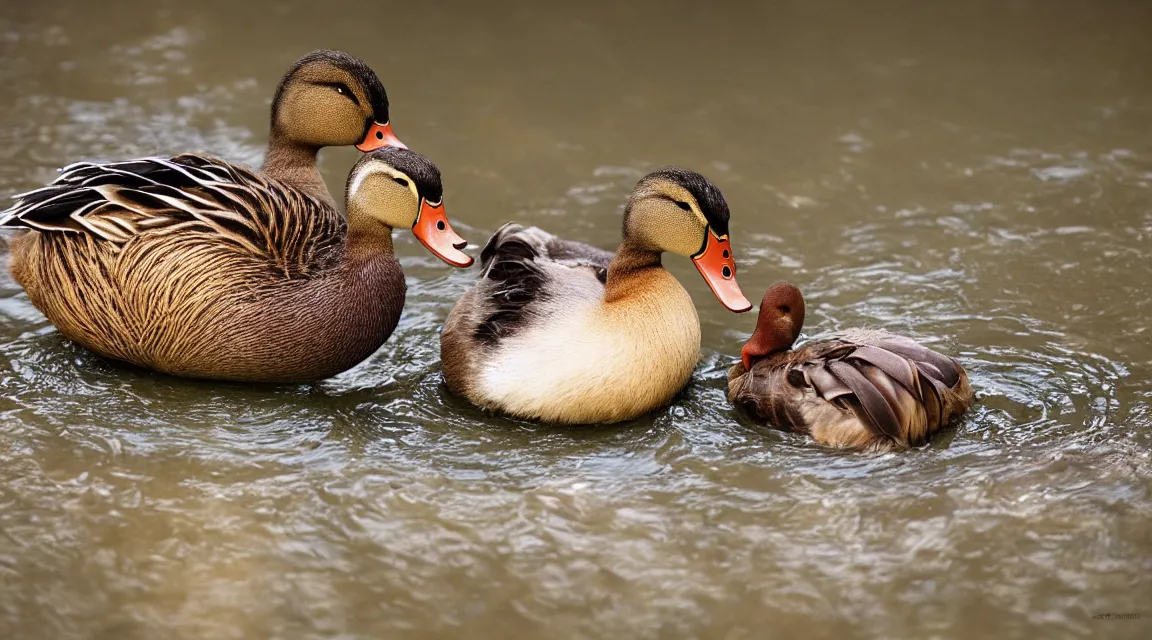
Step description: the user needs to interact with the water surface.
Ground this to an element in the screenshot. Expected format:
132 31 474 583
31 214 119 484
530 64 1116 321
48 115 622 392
1 1 1150 638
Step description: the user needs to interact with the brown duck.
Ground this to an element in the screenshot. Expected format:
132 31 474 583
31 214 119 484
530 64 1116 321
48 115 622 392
0 49 463 382
1 141 472 382
442 168 753 424
727 282 974 451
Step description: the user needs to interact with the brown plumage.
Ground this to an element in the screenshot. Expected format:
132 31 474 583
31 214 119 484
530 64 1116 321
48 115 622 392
0 50 462 382
441 168 753 424
727 283 975 451
1 148 472 382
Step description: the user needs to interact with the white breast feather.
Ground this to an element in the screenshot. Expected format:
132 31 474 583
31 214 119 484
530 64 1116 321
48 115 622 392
477 266 700 423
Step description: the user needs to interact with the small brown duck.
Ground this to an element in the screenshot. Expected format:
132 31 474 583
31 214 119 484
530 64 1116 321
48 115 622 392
441 168 753 424
727 283 974 451
1 147 471 382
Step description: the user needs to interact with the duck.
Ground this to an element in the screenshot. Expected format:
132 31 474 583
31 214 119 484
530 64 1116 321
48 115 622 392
441 167 753 424
0 49 454 382
1 147 472 382
727 282 975 451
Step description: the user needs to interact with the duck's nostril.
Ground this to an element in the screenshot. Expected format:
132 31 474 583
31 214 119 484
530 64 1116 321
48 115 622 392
437 220 446 231
722 249 729 259
722 266 732 278
376 131 383 140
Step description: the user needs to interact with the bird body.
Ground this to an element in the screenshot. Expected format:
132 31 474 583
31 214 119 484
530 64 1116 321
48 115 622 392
0 50 471 382
3 147 471 382
729 283 974 450
442 168 752 424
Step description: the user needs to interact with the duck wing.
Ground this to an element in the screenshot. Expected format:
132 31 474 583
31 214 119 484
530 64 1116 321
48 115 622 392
729 332 974 449
799 333 973 447
1 154 344 278
474 223 610 345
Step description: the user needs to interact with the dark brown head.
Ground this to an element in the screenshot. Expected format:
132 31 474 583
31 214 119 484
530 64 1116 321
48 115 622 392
622 168 752 312
741 282 806 370
271 50 404 152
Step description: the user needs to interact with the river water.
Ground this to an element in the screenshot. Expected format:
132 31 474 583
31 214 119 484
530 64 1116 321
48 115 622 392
1 1 1150 638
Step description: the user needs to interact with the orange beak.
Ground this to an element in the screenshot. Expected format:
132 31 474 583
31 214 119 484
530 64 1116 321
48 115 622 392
412 199 473 267
356 121 406 152
691 230 752 313
741 343 758 372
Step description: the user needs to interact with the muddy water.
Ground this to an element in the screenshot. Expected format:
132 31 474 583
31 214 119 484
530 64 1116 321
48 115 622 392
1 1 1151 638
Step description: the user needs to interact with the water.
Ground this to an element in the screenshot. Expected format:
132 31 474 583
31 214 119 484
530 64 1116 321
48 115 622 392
1 1 1150 638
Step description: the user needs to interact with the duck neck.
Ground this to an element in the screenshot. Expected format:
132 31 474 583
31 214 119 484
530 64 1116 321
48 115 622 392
345 209 395 263
604 239 663 303
261 130 330 204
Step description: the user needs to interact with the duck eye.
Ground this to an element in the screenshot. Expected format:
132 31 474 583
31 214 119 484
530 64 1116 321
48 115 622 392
675 201 691 211
779 305 791 313
393 177 409 187
324 82 359 105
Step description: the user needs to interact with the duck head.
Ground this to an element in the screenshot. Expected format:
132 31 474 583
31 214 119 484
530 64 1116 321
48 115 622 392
741 282 806 370
622 168 752 312
346 148 473 267
271 49 404 152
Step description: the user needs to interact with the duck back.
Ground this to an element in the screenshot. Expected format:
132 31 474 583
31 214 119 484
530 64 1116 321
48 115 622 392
728 329 974 450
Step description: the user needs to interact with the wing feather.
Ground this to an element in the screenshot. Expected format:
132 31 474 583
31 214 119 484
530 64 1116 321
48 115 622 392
826 360 902 440
1 154 344 277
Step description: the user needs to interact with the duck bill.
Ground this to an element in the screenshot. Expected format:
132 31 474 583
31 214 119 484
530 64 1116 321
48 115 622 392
356 121 406 152
412 199 473 268
740 342 763 372
691 230 752 313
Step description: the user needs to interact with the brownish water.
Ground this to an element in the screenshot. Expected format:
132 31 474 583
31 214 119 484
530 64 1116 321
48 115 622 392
1 1 1150 638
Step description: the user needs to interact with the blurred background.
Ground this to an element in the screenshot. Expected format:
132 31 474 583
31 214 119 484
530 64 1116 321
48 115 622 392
1 1 1150 638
